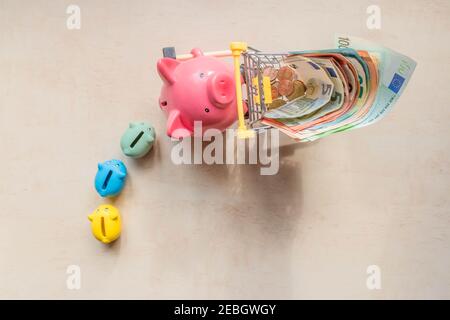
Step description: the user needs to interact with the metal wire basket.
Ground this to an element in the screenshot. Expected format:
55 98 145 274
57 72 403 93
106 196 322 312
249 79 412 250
162 43 293 136
242 49 290 129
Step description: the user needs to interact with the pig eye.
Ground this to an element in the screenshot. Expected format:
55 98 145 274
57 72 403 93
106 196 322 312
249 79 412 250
160 101 167 107
204 107 210 113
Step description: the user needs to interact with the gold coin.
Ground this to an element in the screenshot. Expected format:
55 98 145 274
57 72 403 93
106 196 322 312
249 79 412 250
267 99 286 110
286 80 306 101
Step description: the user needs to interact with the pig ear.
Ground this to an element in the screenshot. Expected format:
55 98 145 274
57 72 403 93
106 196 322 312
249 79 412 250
191 48 204 57
167 110 192 139
207 73 235 108
110 211 119 220
145 133 155 144
157 58 180 85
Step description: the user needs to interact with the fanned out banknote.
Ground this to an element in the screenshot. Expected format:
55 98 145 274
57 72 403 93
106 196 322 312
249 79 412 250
261 35 416 141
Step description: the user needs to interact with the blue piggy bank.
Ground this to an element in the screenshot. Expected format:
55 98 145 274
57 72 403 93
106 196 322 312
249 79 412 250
95 159 127 197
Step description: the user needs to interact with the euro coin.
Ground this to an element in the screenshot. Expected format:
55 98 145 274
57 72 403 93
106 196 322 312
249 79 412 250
278 79 294 96
277 66 295 81
286 80 306 101
267 99 286 110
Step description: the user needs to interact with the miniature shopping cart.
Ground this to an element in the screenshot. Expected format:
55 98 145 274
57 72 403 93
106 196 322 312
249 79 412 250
162 42 291 138
242 49 291 127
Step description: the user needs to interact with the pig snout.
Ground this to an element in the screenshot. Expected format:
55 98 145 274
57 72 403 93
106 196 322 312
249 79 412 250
207 73 235 108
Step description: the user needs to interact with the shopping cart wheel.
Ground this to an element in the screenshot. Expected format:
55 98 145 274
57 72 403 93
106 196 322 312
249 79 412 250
162 47 176 59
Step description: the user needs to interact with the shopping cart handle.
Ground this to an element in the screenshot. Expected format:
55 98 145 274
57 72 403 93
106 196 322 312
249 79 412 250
162 46 234 61
162 47 177 59
229 42 255 139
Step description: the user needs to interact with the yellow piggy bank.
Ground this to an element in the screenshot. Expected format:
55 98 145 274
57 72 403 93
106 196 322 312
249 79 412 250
88 204 121 244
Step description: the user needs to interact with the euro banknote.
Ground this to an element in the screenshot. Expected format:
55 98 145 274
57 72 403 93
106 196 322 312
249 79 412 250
260 36 416 142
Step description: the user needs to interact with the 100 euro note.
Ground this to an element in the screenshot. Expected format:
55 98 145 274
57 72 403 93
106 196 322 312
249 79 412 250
290 37 416 141
303 35 417 141
334 35 416 128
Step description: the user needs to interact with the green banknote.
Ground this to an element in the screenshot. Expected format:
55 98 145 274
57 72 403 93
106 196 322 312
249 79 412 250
334 35 416 128
302 35 417 141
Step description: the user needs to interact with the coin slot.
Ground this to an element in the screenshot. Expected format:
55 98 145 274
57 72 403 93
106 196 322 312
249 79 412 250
130 131 144 148
101 217 106 238
102 170 113 190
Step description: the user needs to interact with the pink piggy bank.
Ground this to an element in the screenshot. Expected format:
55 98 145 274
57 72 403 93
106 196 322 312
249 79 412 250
157 48 239 139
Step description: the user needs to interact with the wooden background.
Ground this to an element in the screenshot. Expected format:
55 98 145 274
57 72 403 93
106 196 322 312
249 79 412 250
0 0 449 299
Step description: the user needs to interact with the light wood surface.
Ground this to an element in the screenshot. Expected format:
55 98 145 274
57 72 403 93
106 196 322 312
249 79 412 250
0 0 449 299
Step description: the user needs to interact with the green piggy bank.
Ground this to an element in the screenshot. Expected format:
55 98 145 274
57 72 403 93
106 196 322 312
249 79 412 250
120 122 156 158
